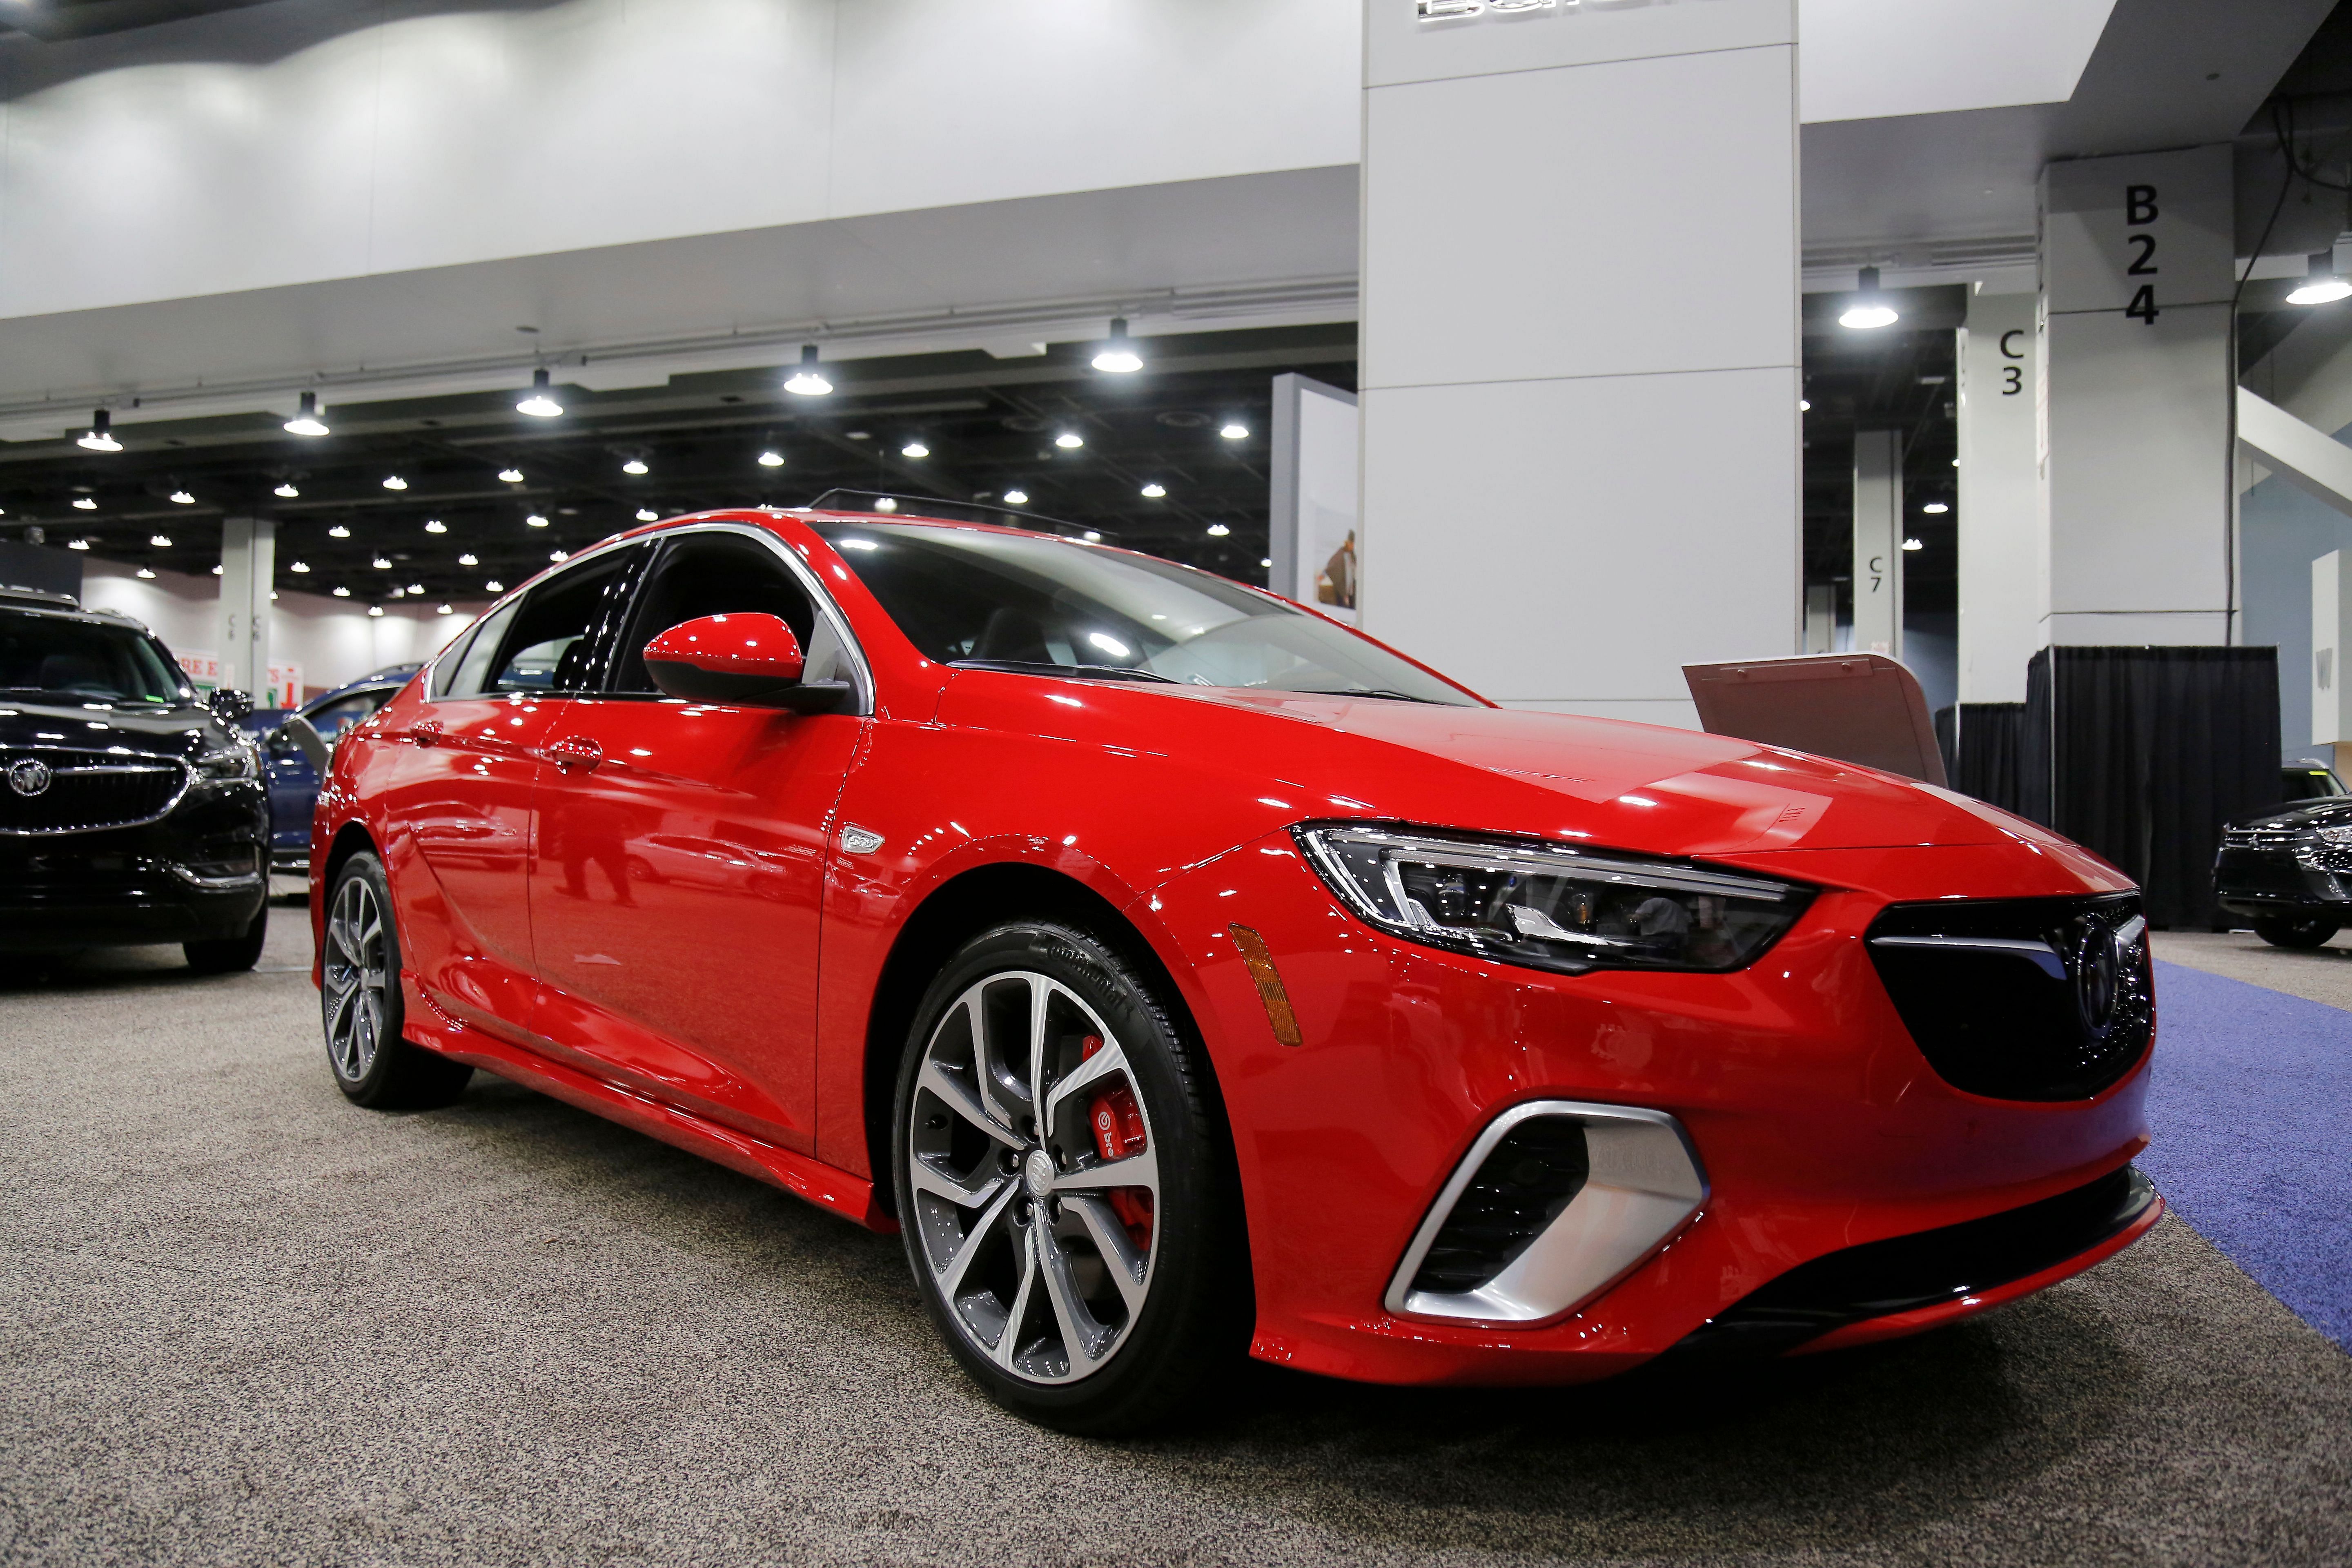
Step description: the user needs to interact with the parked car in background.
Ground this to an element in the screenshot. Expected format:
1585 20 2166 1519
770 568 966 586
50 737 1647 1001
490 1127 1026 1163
241 666 419 873
2278 762 2348 802
0 586 270 971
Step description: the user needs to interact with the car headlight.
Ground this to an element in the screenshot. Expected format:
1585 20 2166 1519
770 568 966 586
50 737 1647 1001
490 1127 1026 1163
2315 825 2352 847
195 743 258 782
1292 823 1813 976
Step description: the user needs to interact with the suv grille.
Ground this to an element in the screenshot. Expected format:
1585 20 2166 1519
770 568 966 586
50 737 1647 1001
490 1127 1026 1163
2221 824 2302 850
1408 1115 1590 1295
0 749 187 834
1865 893 2152 1101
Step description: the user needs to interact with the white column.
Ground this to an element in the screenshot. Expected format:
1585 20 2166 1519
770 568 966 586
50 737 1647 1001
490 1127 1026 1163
2038 145 2235 646
1851 430 1903 658
2314 552 2352 776
1957 291 2040 700
1357 0 1800 728
218 517 274 697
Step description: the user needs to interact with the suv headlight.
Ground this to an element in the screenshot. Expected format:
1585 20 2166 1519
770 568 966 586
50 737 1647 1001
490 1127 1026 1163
2314 825 2352 847
195 743 258 782
1292 823 1813 976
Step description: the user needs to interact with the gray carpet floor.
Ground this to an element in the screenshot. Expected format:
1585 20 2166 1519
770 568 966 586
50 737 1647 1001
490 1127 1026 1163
4 898 2348 1567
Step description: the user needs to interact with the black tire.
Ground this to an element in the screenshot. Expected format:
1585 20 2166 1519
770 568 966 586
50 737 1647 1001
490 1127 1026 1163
2252 915 2338 950
321 851 472 1110
891 919 1247 1435
184 899 267 973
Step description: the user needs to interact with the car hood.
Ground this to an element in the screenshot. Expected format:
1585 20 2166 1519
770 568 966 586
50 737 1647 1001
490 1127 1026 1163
2226 797 2348 831
0 697 231 763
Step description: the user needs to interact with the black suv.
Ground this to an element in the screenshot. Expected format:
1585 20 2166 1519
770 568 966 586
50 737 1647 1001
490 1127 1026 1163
0 587 270 971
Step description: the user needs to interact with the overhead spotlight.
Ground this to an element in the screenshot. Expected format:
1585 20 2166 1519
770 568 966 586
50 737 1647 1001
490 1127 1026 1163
328 523 351 538
458 552 479 566
424 519 447 533
1902 537 1924 552
549 549 569 561
405 582 423 594
901 440 930 459
484 579 505 592
1092 318 1144 374
135 567 155 580
332 586 350 597
210 564 223 575
1003 489 1030 505
875 497 899 512
1082 530 1102 542
390 587 405 599
2287 247 2352 306
1206 523 1231 537
784 344 833 397
621 457 649 475
1799 399 1812 412
1951 457 1960 468
290 560 312 574
274 481 301 498
437 603 454 615
66 539 89 552
284 391 330 437
846 430 872 441
1922 501 1950 515
516 368 564 418
635 508 659 522
367 604 384 617
526 513 549 528
71 497 97 510
149 534 172 547
1219 423 1249 441
77 410 122 452
382 474 408 491
169 490 195 505
757 450 786 468
372 555 392 569
1260 557 1273 569
1140 482 1167 499
498 468 525 484
1840 266 1899 330
1054 432 1084 450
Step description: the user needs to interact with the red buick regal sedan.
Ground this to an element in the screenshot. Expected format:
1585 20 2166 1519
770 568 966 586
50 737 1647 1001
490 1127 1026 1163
309 502 2161 1432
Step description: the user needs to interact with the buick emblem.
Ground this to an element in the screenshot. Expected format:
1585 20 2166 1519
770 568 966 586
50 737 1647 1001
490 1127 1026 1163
6 757 52 798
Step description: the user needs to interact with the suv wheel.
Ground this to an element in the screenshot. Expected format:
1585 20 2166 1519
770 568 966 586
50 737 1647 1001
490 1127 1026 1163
892 920 1245 1434
322 851 472 1109
2252 914 2338 950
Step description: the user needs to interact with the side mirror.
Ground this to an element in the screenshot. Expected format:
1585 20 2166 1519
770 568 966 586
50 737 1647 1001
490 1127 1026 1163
642 614 852 712
208 687 253 722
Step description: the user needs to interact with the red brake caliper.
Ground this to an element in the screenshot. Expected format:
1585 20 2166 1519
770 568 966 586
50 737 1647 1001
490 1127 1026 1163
1079 1033 1154 1250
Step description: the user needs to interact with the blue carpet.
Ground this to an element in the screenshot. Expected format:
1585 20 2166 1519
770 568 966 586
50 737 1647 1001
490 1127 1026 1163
2141 961 2352 1350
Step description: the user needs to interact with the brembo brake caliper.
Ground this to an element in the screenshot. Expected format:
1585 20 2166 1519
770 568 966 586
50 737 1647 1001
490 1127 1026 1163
1079 1033 1154 1249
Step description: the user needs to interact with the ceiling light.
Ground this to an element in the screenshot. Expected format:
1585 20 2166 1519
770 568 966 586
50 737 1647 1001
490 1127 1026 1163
77 410 122 453
135 567 155 579
149 534 172 547
901 440 929 459
458 552 478 566
498 468 525 484
1140 482 1166 499
550 549 569 561
382 475 408 491
516 368 564 418
332 586 350 597
875 497 898 512
621 457 649 475
1951 457 1960 468
283 392 330 437
1207 523 1231 537
2287 247 2352 306
526 513 549 527
1092 318 1144 374
372 555 392 569
485 579 504 592
1840 266 1899 330
635 508 659 522
1003 489 1029 505
1922 501 1950 515
846 430 872 441
1902 537 1923 551
169 490 195 505
407 582 425 594
1082 530 1102 542
329 523 350 537
757 450 785 468
1798 399 1811 412
390 587 404 598
270 590 279 601
71 497 97 510
368 604 383 617
290 560 310 573
424 519 446 533
1220 423 1249 440
1054 432 1084 450
275 481 300 498
210 564 223 575
1260 557 1273 568
437 603 454 615
784 344 833 397
66 539 89 551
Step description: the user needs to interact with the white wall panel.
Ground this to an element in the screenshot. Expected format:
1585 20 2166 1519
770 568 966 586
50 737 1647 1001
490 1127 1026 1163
1797 0 2115 124
1365 0 1792 87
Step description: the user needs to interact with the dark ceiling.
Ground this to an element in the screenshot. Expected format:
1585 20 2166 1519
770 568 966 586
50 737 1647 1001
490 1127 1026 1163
0 322 1356 605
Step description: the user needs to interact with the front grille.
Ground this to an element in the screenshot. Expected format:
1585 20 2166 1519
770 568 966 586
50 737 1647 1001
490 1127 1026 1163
1409 1115 1590 1295
2221 824 2302 850
2215 850 2319 897
0 749 187 834
1865 893 2152 1101
1673 1165 2156 1356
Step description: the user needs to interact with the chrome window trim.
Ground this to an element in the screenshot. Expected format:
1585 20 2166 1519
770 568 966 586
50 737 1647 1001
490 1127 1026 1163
0 744 193 835
1384 1099 1709 1327
1867 933 2069 980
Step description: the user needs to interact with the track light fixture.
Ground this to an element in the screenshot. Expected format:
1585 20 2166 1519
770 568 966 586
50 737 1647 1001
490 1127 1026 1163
1840 266 1899 330
784 344 833 397
1092 318 1144 374
284 391 330 437
77 410 122 453
516 368 564 418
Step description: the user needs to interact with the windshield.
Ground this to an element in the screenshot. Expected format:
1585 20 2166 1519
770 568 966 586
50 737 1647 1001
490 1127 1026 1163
810 521 1480 706
0 610 189 705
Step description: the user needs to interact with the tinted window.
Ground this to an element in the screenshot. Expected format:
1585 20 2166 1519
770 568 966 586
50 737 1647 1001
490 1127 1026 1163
0 609 189 704
440 600 519 699
483 548 646 694
811 521 1477 705
611 532 831 695
304 691 388 739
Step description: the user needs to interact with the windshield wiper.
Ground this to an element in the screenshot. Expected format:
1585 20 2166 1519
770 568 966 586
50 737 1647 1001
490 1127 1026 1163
1289 686 1451 704
950 659 1178 684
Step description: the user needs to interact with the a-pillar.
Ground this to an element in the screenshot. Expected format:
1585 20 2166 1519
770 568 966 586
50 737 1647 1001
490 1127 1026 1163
2038 146 2235 646
1357 0 1800 726
218 517 274 698
1956 290 2040 699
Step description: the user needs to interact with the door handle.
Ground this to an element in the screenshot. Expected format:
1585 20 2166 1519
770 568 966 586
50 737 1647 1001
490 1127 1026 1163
408 719 444 747
546 735 602 772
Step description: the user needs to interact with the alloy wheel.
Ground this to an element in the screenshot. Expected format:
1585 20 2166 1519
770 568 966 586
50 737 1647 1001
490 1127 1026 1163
323 875 390 1082
906 970 1161 1385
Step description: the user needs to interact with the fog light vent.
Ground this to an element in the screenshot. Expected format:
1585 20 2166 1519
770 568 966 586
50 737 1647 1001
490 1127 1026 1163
1410 1117 1589 1295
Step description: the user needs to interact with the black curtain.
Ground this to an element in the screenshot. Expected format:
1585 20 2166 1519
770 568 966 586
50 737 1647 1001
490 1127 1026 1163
2019 647 2280 930
1937 702 2027 814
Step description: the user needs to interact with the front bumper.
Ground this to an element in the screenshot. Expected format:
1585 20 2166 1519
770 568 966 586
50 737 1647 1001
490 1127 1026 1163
2214 844 2352 918
1147 835 2154 1386
0 786 268 951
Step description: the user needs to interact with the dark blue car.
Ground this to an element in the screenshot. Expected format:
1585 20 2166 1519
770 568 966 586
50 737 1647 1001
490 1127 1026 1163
238 665 419 873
